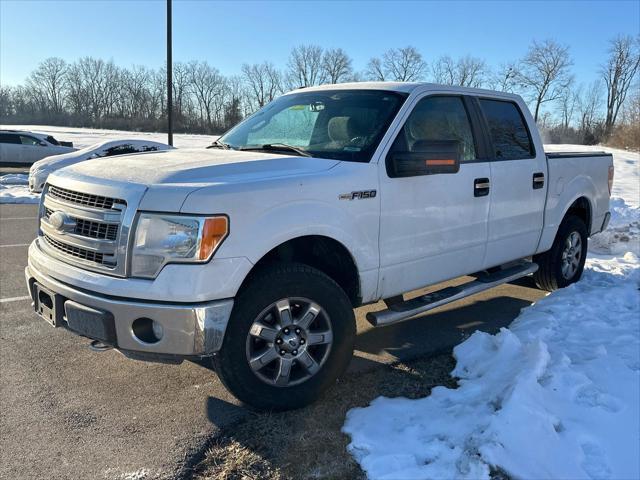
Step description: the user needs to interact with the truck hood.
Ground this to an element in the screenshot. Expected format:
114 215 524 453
54 148 340 185
48 148 341 211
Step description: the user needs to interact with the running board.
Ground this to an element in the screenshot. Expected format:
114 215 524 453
367 262 538 327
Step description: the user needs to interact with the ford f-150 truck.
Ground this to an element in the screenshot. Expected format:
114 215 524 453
26 83 614 410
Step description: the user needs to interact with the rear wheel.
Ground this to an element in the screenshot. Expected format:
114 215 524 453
213 263 355 411
533 214 588 291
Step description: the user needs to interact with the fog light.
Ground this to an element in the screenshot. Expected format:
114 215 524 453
131 317 163 344
152 320 164 340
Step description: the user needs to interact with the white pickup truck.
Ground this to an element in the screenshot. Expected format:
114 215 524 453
26 83 614 410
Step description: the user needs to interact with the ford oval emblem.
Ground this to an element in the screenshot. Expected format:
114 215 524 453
49 211 74 232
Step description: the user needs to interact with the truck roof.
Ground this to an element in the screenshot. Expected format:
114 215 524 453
288 81 522 101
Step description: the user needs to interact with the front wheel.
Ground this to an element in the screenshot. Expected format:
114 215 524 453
533 214 588 291
212 263 355 411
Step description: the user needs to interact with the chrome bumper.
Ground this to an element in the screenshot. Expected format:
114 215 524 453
25 263 234 360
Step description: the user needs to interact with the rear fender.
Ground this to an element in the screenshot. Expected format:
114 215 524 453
537 174 596 253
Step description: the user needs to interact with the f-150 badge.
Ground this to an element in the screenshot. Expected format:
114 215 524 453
339 190 377 200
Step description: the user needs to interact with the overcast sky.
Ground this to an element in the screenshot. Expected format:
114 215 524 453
1 0 638 86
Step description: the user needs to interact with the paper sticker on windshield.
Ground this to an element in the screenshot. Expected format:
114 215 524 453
289 105 306 110
344 146 361 152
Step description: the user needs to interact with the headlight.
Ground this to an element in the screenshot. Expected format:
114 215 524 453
131 213 229 278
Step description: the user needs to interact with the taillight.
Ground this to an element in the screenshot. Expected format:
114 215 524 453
608 165 614 195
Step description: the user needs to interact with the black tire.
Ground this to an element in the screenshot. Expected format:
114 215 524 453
533 214 588 291
212 262 356 411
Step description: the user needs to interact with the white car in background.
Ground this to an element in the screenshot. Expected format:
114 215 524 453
0 130 76 166
29 139 174 192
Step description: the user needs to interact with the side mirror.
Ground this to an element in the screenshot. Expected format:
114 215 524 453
387 140 461 178
39 141 48 146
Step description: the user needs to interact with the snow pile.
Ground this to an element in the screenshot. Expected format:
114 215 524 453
344 252 639 479
590 197 640 255
0 173 40 204
343 147 640 479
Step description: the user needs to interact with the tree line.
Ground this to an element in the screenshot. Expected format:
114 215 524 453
0 35 638 146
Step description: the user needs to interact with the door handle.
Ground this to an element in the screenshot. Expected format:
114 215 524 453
474 178 490 197
533 172 545 189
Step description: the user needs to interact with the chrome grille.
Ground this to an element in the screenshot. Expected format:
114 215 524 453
43 233 106 265
44 207 119 241
48 185 124 210
75 218 119 241
39 183 133 276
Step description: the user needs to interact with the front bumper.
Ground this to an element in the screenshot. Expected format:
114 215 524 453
25 262 234 361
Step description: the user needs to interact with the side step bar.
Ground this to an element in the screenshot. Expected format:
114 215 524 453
367 262 538 327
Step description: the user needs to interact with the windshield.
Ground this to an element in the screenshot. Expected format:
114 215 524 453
219 89 407 162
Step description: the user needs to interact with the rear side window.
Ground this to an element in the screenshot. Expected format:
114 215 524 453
0 133 21 144
20 135 41 146
479 99 534 160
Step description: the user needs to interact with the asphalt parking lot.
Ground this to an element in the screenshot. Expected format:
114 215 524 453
0 202 546 479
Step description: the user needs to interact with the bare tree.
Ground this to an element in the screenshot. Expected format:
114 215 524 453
431 55 456 85
456 56 487 88
490 62 519 92
65 57 120 122
365 57 386 81
287 45 324 88
189 61 225 131
517 39 573 122
242 62 282 109
321 48 353 84
557 81 579 131
602 34 640 135
382 46 426 81
0 85 13 117
431 55 487 87
578 80 603 132
118 65 153 119
26 57 68 114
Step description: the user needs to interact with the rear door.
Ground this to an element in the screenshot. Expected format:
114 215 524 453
377 94 492 297
476 97 547 267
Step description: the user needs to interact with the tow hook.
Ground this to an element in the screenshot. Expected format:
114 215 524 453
89 340 113 352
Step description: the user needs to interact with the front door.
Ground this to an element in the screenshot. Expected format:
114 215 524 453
377 94 491 298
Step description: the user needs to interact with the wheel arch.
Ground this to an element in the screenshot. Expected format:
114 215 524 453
239 235 362 307
537 174 598 254
564 196 593 233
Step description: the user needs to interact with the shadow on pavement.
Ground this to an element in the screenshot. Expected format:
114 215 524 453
350 295 533 373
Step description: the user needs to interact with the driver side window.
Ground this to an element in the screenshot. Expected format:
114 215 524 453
389 96 477 162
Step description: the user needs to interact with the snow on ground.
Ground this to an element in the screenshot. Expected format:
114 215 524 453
0 125 216 204
3 125 215 149
343 148 640 479
0 173 38 204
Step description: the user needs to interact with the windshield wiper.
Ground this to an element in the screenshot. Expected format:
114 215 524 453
239 143 311 157
207 139 231 150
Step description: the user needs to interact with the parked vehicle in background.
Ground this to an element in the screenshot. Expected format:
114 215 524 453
29 139 174 193
0 130 76 166
25 82 614 411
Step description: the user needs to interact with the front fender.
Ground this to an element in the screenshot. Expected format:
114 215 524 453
180 161 381 302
